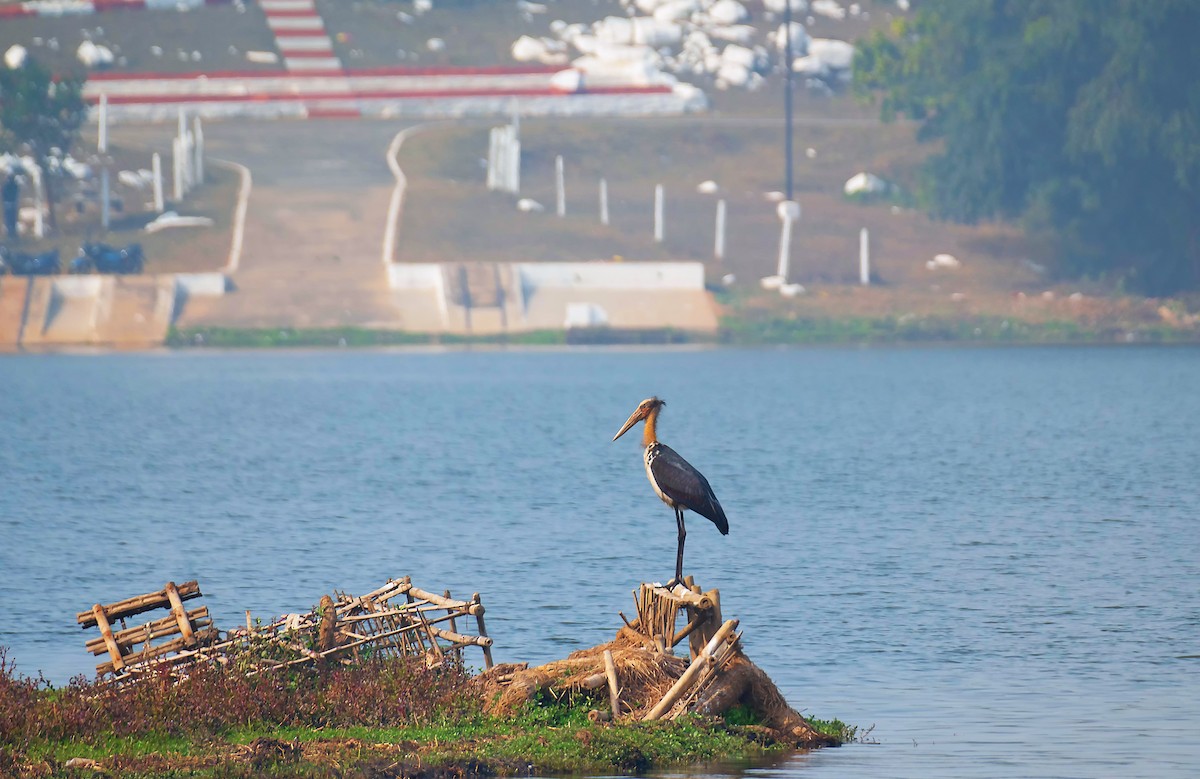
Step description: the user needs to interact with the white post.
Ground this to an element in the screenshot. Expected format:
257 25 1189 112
177 108 187 143
172 137 184 201
508 132 520 194
31 166 44 239
486 127 499 190
100 167 110 230
97 93 108 153
555 154 565 217
151 152 164 213
859 227 870 285
193 116 204 186
98 93 110 230
599 178 609 226
654 183 664 243
776 200 800 280
715 198 726 261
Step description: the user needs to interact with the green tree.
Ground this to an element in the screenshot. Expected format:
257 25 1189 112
855 0 1200 295
0 57 87 234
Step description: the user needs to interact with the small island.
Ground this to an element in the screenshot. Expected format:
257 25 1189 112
1 577 851 778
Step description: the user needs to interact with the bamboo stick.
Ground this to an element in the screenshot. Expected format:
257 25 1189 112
472 593 494 669
604 649 621 720
427 625 493 648
667 630 741 719
446 590 463 664
96 627 220 675
670 609 710 651
643 619 738 721
78 581 202 627
361 576 412 601
85 607 211 654
408 584 482 615
91 604 125 672
164 582 195 644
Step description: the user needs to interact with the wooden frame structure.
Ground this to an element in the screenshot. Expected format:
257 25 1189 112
79 576 493 683
622 578 743 722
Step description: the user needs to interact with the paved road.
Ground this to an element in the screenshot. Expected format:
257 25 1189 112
145 119 410 328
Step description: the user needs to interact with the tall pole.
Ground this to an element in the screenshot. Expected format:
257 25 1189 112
599 178 609 226
714 198 726 261
654 184 664 243
151 152 164 213
98 93 110 230
97 93 108 154
860 227 870 285
555 154 565 217
783 0 794 201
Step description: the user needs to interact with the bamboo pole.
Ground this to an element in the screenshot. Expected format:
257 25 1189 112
164 582 195 644
603 649 621 720
77 581 201 626
670 609 710 651
85 607 211 654
446 589 463 663
667 630 741 719
407 584 478 614
96 627 220 675
643 619 738 721
472 593 494 669
91 604 125 672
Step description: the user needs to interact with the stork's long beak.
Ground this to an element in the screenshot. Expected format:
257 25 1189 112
612 409 643 441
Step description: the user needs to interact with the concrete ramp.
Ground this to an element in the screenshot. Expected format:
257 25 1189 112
7 274 220 349
0 277 30 349
389 261 718 336
95 277 176 346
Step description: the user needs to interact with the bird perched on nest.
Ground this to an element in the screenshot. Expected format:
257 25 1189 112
612 397 728 588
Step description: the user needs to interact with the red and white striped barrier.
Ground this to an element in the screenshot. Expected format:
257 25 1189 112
0 0 229 18
81 66 699 121
257 0 353 116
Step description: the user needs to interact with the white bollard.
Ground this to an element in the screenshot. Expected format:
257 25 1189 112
486 127 500 190
599 178 609 226
173 137 184 201
507 131 520 194
152 152 164 213
193 116 204 186
100 167 110 230
776 200 801 280
654 184 664 243
30 166 44 239
860 227 870 285
715 198 726 261
97 93 108 153
555 154 565 217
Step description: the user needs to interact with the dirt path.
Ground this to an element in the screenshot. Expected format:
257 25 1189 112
171 119 408 328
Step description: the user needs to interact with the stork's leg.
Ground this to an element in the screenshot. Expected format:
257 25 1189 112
668 507 686 589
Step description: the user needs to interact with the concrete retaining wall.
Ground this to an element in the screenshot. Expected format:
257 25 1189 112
1 272 226 349
388 261 717 335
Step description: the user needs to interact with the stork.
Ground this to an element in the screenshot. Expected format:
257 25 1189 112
612 397 729 588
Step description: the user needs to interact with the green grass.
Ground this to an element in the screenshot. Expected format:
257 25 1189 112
719 312 1200 346
2 648 848 778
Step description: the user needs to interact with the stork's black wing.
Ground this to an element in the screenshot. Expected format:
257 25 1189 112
648 443 729 534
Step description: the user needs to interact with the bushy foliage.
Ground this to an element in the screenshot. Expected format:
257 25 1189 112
0 646 478 760
855 0 1200 294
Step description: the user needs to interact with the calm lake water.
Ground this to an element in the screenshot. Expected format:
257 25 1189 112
1 346 1198 778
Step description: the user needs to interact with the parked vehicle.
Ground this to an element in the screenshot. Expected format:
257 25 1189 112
0 246 60 275
70 242 144 274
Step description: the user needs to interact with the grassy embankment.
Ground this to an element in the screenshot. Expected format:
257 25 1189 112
0 649 852 778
